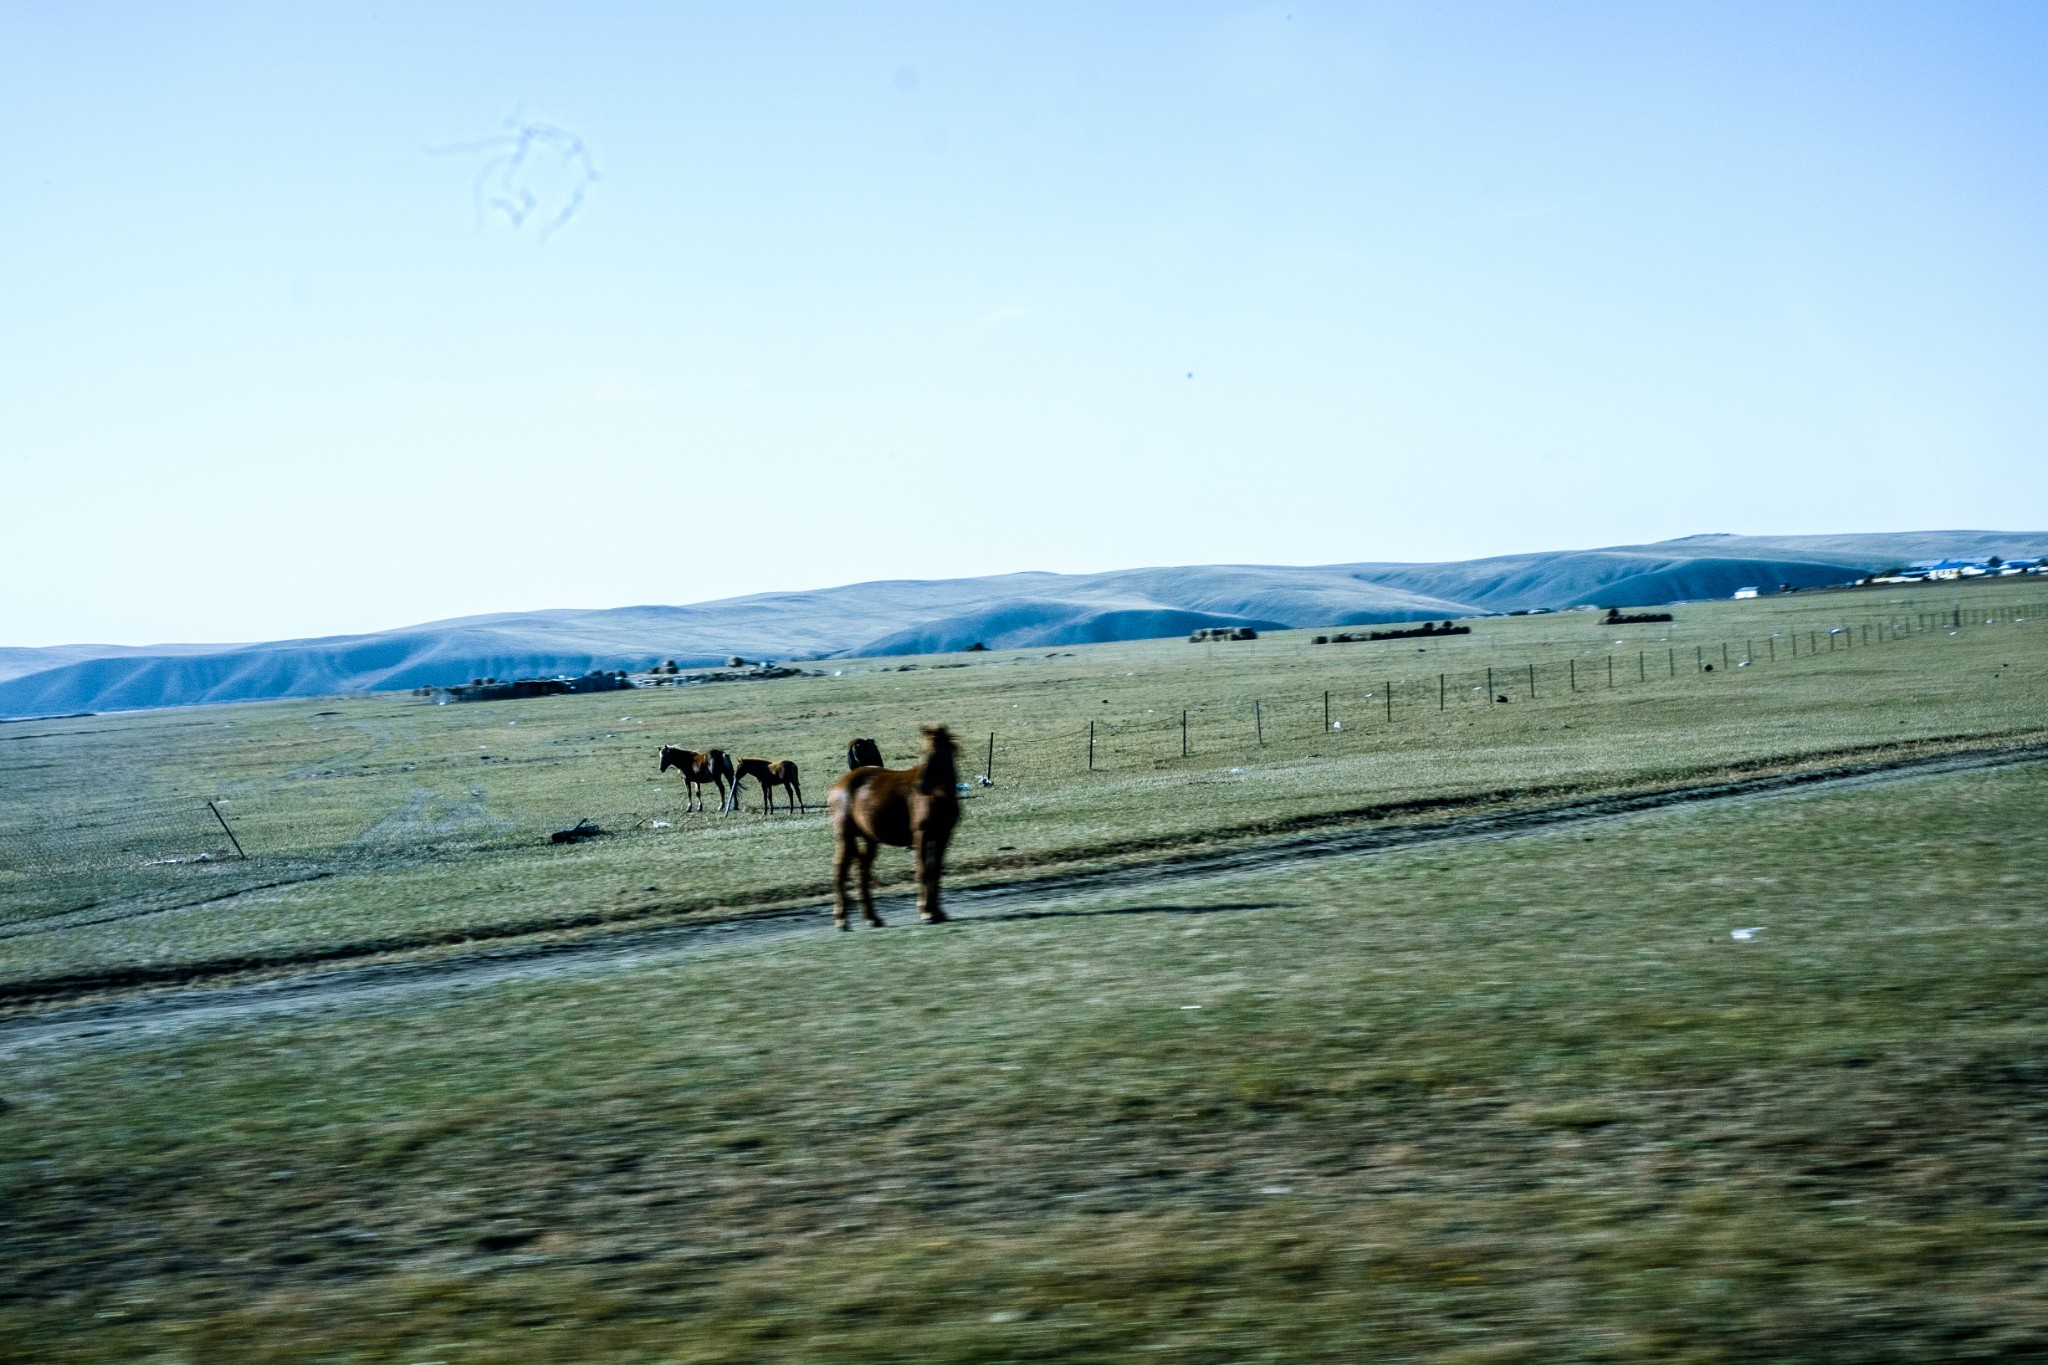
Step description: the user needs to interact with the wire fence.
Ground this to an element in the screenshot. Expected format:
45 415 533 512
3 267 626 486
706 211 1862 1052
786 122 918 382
1042 596 2046 775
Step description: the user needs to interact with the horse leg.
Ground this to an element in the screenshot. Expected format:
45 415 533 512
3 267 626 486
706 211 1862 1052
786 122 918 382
685 777 700 813
913 827 949 924
857 838 882 927
791 776 805 813
832 825 855 931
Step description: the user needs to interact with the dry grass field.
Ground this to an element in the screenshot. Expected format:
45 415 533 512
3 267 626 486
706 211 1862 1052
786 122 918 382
1 581 2041 994
3 578 2047 1361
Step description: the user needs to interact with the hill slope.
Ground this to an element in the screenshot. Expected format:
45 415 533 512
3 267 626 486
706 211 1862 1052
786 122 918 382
2 530 2041 718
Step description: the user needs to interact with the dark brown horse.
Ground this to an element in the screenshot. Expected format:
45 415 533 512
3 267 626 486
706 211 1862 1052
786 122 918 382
846 737 883 770
658 745 735 813
827 725 959 929
733 756 805 813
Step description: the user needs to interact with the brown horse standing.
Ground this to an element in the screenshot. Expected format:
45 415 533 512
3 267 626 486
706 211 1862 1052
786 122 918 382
733 757 805 813
827 725 959 929
658 745 735 813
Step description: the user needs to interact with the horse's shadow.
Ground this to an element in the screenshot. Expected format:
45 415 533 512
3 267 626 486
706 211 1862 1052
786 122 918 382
960 899 1290 926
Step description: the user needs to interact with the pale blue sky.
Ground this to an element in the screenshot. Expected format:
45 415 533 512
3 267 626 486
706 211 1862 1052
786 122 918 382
5 1 2044 645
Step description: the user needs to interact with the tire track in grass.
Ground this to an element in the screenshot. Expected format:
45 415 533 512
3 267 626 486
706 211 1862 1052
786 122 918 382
2 740 2045 1057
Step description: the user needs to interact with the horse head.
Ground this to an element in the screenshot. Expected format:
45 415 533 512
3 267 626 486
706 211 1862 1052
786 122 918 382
847 737 883 770
918 725 958 793
658 745 681 773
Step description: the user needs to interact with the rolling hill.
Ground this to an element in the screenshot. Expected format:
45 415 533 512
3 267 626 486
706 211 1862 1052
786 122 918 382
2 530 2041 719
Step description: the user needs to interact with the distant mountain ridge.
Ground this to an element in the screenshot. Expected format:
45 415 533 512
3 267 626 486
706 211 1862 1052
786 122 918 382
3 530 2042 719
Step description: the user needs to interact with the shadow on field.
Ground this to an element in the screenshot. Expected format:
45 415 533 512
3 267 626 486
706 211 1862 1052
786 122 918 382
970 899 1293 925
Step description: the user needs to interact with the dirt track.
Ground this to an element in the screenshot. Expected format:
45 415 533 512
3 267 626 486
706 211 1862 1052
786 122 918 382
4 741 2043 1058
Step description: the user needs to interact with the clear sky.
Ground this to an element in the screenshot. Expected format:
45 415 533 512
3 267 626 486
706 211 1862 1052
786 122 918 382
5 1 2045 646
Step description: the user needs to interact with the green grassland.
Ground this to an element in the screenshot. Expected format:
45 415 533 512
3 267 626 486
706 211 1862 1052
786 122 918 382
2 581 2044 993
5 749 2047 1361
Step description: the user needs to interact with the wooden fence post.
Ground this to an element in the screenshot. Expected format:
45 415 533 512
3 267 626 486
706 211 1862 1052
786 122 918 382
207 801 246 860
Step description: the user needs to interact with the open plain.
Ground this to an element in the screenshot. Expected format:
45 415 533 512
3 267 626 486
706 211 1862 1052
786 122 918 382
4 580 2047 1361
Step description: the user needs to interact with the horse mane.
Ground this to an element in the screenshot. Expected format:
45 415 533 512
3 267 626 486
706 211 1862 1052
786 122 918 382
917 725 958 794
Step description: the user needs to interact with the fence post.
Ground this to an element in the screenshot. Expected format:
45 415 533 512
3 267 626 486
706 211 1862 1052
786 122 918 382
208 801 246 859
1487 666 1493 698
1323 691 1330 733
1608 654 1614 688
1088 720 1095 771
1528 663 1537 698
1669 648 1675 677
1722 643 1729 670
986 731 996 785
1385 681 1392 723
1255 699 1263 746
1182 709 1189 757
1696 644 1703 672
1639 651 1645 682
1569 659 1575 692
1440 673 1446 710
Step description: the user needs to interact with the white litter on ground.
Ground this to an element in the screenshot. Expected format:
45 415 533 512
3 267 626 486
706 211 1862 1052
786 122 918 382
650 820 672 829
1731 927 1763 941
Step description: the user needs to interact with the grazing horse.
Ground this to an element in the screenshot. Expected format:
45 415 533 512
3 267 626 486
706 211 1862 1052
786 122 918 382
827 725 959 929
733 757 805 814
658 745 735 813
846 737 883 770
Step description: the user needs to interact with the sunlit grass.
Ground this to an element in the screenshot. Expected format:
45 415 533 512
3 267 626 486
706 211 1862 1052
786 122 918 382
5 759 2046 1360
2 580 2043 989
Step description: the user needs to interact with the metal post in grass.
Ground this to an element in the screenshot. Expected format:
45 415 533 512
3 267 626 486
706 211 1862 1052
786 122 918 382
1255 699 1263 746
1669 648 1675 677
1487 665 1494 698
1639 651 1645 681
1182 710 1189 757
1385 681 1392 722
1722 643 1729 670
1528 663 1537 698
1608 654 1614 688
1696 644 1703 672
1323 691 1330 732
986 731 996 785
1440 673 1446 710
1088 720 1095 771
1569 659 1576 692
1746 639 1753 665
207 801 246 859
